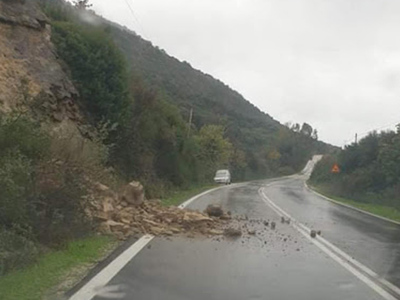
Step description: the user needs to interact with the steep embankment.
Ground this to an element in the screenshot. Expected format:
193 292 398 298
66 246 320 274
0 0 82 123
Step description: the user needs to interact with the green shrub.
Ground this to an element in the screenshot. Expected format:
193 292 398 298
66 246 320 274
0 228 39 275
0 152 33 229
51 21 130 126
0 114 50 161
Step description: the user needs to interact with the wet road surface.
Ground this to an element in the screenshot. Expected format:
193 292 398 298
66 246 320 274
88 173 400 300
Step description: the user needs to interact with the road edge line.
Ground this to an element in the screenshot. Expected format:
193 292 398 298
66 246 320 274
305 183 400 226
258 188 398 300
68 183 239 299
178 182 246 209
68 235 154 300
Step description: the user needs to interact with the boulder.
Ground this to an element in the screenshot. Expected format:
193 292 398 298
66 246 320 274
119 181 145 206
205 204 224 217
310 230 317 238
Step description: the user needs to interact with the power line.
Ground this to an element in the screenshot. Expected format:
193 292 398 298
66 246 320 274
343 119 400 146
122 0 149 39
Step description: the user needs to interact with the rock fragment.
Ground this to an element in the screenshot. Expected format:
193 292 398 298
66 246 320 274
205 204 224 217
224 228 242 237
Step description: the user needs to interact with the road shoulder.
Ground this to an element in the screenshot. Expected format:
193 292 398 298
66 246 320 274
305 183 400 225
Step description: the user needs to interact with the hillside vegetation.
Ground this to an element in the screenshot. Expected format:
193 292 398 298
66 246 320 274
108 20 333 180
42 0 333 185
310 127 400 210
0 0 333 277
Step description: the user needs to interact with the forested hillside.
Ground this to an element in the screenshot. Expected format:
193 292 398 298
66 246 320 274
39 0 333 189
0 0 336 278
310 127 400 210
108 22 334 180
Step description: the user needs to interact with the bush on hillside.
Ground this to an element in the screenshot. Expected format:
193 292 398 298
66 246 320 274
0 227 39 275
309 130 400 210
51 21 130 126
0 113 114 272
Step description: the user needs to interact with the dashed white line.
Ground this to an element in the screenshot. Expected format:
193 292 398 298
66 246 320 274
259 187 398 300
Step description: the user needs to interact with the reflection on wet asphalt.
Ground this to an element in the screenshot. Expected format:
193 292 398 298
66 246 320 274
92 176 399 300
264 176 400 287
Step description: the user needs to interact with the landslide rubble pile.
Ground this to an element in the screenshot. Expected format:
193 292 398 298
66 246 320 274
84 181 230 240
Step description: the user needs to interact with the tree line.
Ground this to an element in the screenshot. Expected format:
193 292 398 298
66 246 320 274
310 127 400 209
40 0 333 195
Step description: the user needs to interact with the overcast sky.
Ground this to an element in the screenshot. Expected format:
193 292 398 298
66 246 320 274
82 0 400 146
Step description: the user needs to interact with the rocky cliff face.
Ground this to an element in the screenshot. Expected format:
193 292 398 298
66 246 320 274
0 0 81 122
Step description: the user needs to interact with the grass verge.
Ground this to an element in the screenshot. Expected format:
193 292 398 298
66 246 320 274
0 235 117 300
162 184 218 206
311 185 400 223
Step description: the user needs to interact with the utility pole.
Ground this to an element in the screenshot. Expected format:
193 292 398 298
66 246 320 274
187 108 193 138
355 133 358 144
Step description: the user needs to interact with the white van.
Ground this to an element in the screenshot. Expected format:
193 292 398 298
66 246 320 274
214 169 231 185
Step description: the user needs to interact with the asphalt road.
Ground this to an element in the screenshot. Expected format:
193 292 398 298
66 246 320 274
83 164 400 300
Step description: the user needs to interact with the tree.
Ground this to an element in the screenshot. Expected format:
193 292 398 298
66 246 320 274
300 123 313 137
312 129 318 140
74 0 92 9
291 123 300 132
51 22 130 125
195 125 233 176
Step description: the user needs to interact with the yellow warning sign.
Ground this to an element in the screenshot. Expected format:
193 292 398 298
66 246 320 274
331 164 340 173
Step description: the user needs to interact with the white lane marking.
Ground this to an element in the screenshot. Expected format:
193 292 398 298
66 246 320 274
267 179 400 296
303 183 400 295
259 188 398 300
69 235 154 300
296 221 400 296
69 183 234 300
304 182 400 226
179 182 246 209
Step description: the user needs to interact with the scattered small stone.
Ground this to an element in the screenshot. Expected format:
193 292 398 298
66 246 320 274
248 229 256 235
147 244 152 249
296 248 300 251
281 216 285 223
271 222 276 229
310 230 317 238
317 230 322 236
263 220 269 226
285 219 291 224
283 238 287 242
227 211 232 216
